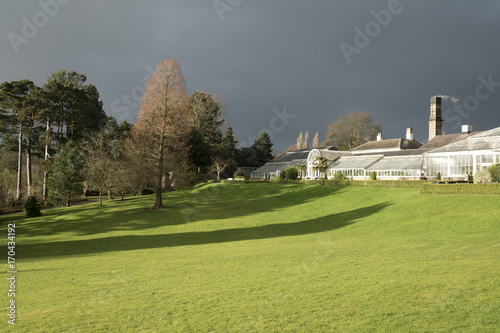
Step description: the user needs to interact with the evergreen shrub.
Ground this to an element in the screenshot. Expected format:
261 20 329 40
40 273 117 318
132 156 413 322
333 171 346 180
24 196 42 217
488 164 500 183
285 167 299 180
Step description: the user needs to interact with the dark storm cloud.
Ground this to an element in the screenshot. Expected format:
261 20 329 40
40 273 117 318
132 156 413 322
1 0 499 151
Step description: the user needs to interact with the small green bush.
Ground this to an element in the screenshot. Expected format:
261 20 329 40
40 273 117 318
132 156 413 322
233 169 248 179
436 172 441 181
141 188 155 195
24 196 42 217
333 171 346 180
272 175 285 183
284 167 298 180
370 172 377 181
488 164 500 183
474 169 492 184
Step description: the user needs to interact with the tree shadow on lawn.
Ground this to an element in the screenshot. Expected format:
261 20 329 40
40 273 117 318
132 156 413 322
20 202 391 260
9 183 344 238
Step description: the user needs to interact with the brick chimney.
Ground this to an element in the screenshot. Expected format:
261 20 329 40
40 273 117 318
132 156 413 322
428 96 443 141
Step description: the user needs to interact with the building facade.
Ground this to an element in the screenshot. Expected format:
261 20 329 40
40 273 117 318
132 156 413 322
251 96 499 181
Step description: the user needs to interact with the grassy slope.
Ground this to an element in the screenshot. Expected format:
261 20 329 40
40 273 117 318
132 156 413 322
2 183 499 332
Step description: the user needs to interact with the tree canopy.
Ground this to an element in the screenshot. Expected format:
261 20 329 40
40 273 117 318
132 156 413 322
324 112 381 151
188 91 224 173
251 131 274 166
44 70 107 145
48 141 85 206
132 58 191 209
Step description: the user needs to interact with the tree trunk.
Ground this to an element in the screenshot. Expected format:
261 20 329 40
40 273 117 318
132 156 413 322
107 189 112 200
26 128 32 197
152 140 165 209
99 189 102 207
16 129 23 201
43 117 50 201
153 190 164 209
67 192 71 207
121 192 125 201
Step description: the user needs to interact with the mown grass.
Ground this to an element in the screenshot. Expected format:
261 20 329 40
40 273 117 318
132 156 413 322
1 183 499 332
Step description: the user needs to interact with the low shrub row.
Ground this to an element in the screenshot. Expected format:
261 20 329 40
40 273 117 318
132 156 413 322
221 179 268 184
420 183 500 195
299 179 424 188
222 179 424 188
199 178 500 194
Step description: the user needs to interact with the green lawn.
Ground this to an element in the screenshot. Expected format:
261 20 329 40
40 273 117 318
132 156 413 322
2 183 499 332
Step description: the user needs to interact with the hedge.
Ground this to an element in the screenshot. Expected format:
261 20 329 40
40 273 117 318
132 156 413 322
221 179 268 184
299 179 424 188
216 179 500 194
223 179 425 188
420 183 500 195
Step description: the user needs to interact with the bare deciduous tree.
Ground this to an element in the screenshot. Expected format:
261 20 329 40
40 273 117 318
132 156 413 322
132 59 191 209
324 112 381 151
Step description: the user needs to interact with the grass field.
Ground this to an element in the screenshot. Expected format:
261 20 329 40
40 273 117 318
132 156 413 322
2 183 499 332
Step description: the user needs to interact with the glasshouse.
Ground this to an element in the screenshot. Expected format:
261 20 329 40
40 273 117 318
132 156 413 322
424 127 500 179
367 155 423 179
250 150 309 179
250 97 500 181
327 155 382 179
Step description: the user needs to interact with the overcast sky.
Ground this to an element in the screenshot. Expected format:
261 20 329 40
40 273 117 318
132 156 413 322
1 1 500 151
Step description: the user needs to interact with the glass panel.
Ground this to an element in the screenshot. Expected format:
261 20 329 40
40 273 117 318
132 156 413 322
481 154 494 163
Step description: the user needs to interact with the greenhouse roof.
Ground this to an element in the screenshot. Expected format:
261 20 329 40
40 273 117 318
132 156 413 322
319 150 351 160
351 138 422 152
468 126 500 138
426 129 500 154
272 150 310 163
252 159 305 174
329 155 382 169
252 162 290 174
420 132 479 149
360 149 427 157
367 156 423 171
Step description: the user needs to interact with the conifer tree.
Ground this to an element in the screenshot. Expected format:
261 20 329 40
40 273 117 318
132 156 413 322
312 131 320 148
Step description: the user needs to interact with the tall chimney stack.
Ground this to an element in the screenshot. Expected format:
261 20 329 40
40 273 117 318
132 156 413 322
377 132 383 141
428 96 443 141
406 127 414 141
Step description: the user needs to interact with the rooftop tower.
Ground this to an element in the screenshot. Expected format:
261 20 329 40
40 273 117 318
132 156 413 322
428 96 443 141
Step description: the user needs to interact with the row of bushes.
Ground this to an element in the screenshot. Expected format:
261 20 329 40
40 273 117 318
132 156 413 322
220 172 500 195
299 179 424 188
221 179 267 184
221 178 424 188
420 183 500 195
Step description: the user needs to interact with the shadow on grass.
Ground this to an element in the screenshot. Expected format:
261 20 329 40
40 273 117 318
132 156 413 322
19 202 390 260
9 183 344 237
